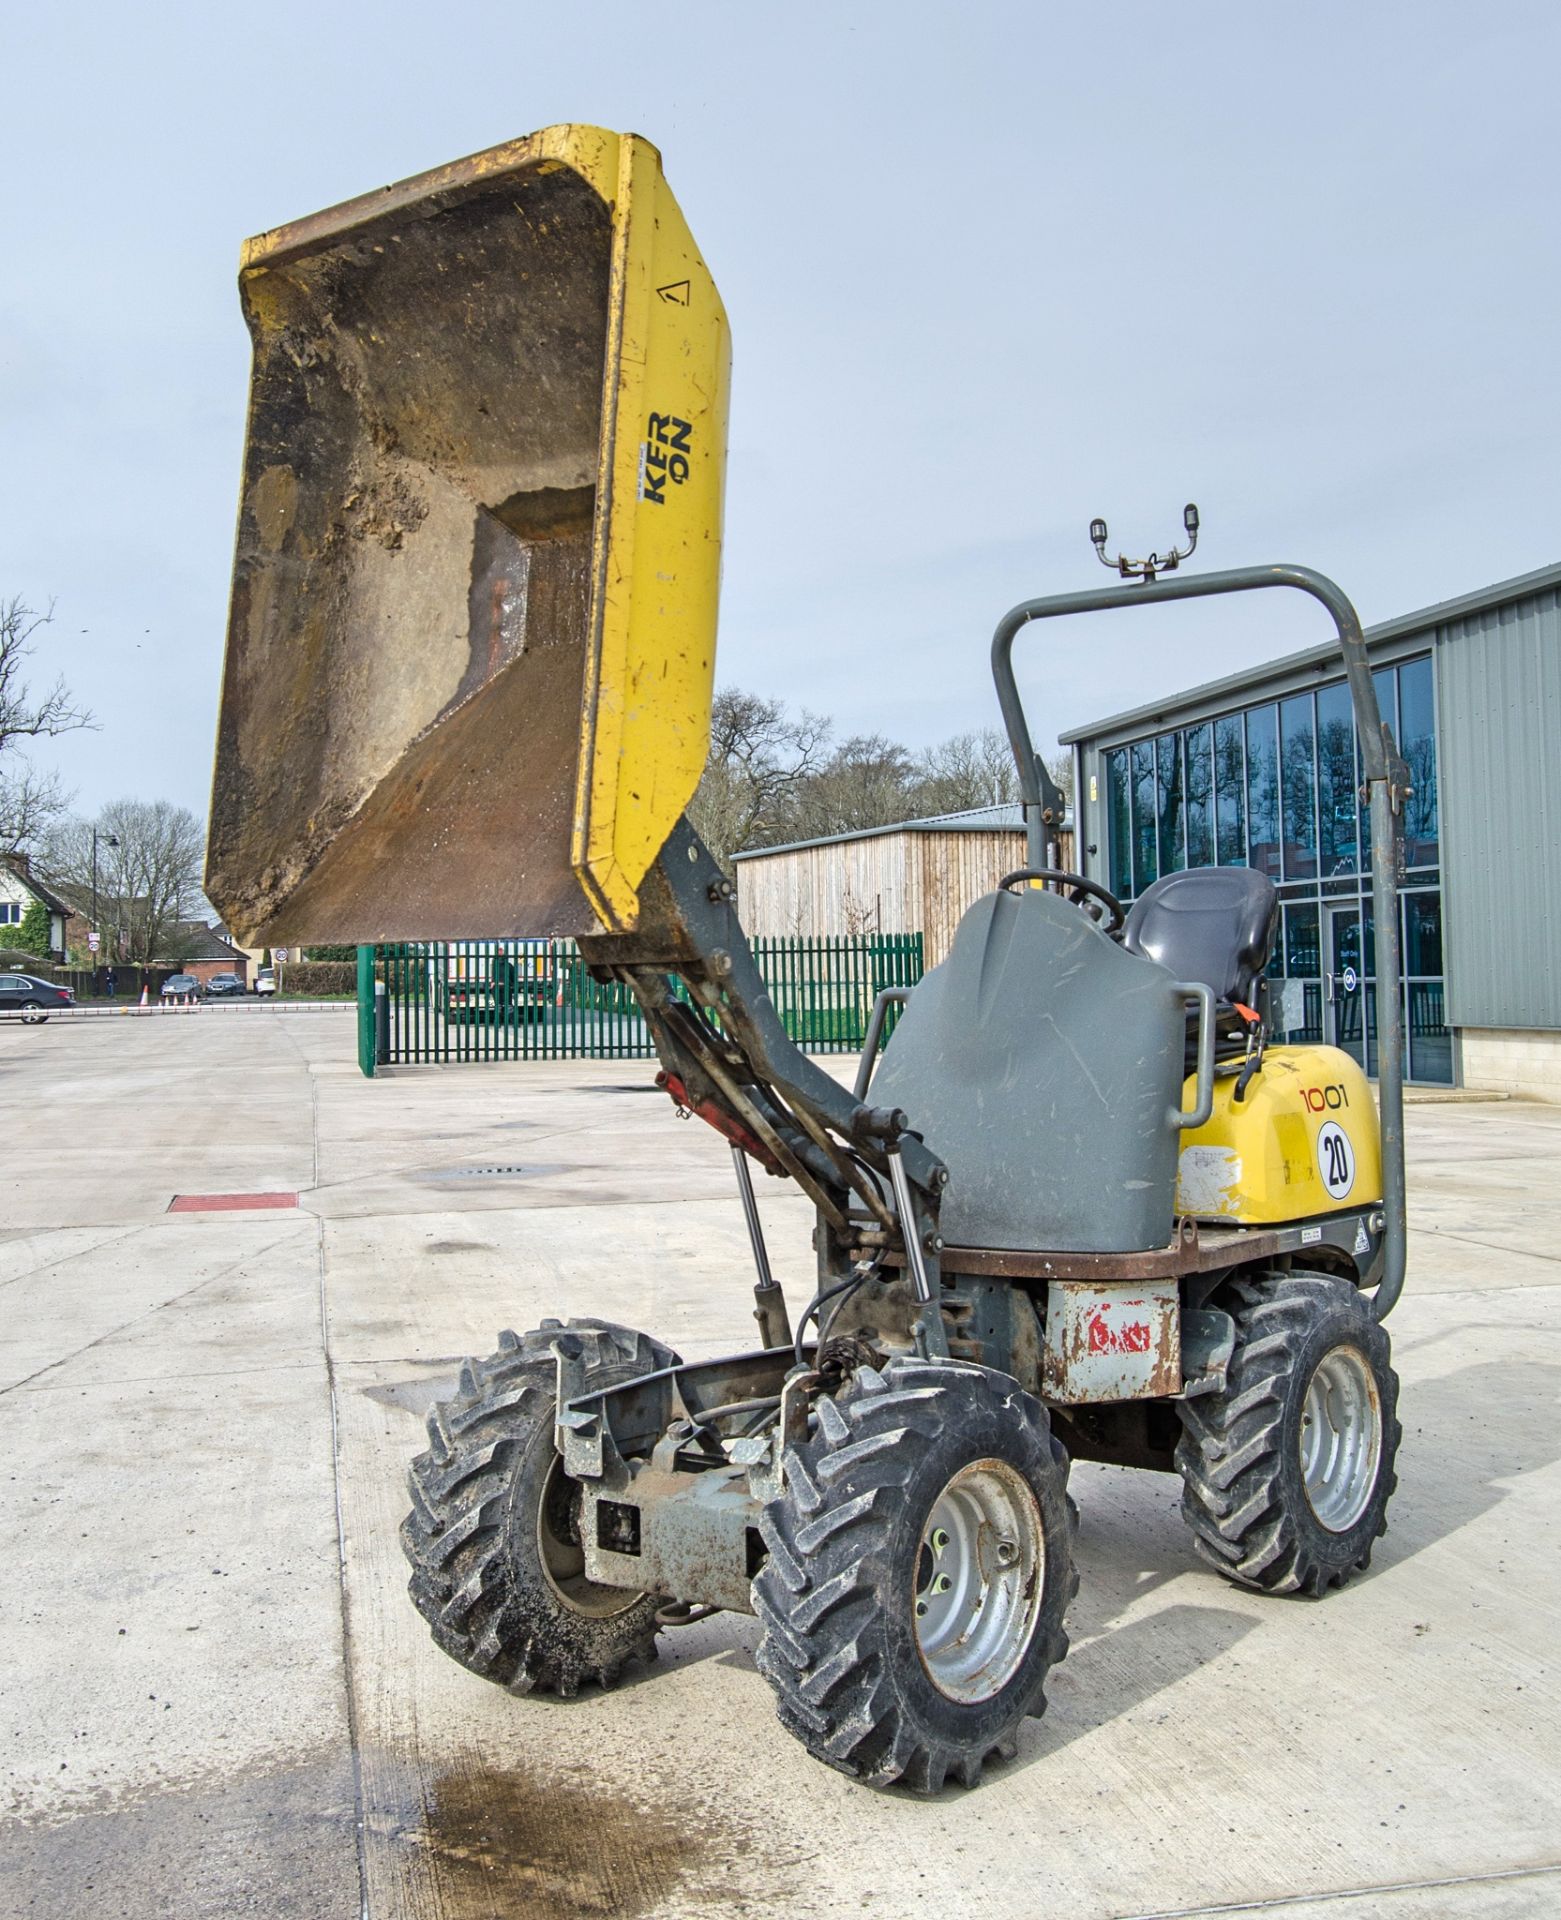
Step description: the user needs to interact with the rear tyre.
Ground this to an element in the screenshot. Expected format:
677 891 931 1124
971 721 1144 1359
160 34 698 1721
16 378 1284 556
753 1358 1076 1793
1176 1271 1400 1595
402 1317 680 1695
20 1000 48 1025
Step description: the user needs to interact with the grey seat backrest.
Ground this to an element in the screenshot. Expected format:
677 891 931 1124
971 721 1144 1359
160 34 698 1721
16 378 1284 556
871 887 1193 1253
1120 868 1278 1009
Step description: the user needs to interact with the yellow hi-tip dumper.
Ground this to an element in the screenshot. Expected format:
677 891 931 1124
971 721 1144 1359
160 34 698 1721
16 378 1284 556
208 127 1410 1793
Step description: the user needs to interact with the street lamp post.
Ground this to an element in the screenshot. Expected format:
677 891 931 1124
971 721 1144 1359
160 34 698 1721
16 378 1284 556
91 828 120 991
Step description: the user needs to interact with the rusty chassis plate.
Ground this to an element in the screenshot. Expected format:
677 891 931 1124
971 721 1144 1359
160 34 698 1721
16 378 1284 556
876 1211 1379 1283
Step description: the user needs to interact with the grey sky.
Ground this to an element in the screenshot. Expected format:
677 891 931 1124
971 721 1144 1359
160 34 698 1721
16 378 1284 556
4 1 1558 826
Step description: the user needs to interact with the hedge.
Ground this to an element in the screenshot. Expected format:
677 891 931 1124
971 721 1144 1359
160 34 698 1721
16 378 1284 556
278 960 356 996
0 945 51 973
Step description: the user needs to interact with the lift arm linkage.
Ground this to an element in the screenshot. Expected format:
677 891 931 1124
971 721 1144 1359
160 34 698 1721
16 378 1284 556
577 817 948 1275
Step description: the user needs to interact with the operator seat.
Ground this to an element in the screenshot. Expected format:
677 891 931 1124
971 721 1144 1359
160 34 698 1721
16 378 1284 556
1120 867 1279 1063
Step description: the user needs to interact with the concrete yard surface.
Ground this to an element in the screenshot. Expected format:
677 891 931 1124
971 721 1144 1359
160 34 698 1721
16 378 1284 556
1 1013 1558 1919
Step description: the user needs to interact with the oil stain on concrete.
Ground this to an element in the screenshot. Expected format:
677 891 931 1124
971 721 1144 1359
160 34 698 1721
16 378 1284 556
373 1758 777 1918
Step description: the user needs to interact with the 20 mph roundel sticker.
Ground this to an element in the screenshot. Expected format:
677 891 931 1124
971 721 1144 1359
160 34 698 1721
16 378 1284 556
1317 1120 1355 1199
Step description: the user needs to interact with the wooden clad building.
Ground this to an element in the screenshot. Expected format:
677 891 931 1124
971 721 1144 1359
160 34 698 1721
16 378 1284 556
734 806 1074 968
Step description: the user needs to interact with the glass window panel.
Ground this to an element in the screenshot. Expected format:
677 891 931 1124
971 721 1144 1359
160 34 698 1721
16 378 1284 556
1279 693 1317 881
1373 666 1397 740
1245 705 1281 880
1157 733 1186 874
1285 902 1320 977
1106 750 1132 898
1316 680 1358 876
1409 979 1452 1084
1184 724 1213 867
1327 904 1365 1067
1398 655 1438 865
1281 903 1322 1042
1404 890 1442 977
1131 740 1158 891
1214 715 1246 865
1359 668 1396 877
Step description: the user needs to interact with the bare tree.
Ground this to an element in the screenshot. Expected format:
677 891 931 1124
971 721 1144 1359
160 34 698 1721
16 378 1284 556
688 689 833 871
690 688 1079 865
42 799 205 964
786 733 919 841
910 727 1022 816
0 599 93 853
0 763 73 857
1043 752 1074 804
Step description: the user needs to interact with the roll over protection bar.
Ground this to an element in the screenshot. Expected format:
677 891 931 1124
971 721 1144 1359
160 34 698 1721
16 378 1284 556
990 565 1409 1322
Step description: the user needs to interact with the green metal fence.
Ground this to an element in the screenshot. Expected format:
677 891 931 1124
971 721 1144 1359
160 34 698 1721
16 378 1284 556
358 933 923 1074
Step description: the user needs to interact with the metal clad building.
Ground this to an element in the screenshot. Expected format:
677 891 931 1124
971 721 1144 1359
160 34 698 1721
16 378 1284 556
1436 584 1561 1036
1062 561 1561 1097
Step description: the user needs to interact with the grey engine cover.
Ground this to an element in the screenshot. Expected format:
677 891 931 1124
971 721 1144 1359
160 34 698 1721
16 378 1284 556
871 888 1190 1253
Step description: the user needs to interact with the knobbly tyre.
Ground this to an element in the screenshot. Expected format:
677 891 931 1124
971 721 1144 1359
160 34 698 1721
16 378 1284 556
206 125 1408 1793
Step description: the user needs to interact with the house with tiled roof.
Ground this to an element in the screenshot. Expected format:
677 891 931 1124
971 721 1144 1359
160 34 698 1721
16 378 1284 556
161 921 251 987
0 853 70 961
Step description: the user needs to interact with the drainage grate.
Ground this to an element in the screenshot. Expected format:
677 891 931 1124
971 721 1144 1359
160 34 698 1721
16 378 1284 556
448 1165 529 1178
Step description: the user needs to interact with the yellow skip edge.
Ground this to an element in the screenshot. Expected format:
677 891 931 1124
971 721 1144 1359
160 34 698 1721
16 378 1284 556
238 121 622 273
572 135 732 932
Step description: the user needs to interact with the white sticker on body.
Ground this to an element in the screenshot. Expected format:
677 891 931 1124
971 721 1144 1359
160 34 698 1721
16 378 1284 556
1176 1145 1244 1216
1317 1120 1356 1200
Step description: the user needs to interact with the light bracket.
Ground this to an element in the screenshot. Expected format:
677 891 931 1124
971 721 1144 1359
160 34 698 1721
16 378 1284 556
1089 502 1201 584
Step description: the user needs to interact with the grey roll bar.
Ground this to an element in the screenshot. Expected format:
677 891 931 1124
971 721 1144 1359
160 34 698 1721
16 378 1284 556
990 564 1408 1323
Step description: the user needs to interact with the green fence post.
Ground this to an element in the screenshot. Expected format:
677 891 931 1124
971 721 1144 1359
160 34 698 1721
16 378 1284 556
356 945 376 1078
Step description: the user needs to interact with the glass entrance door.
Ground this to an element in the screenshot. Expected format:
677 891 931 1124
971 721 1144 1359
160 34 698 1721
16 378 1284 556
1324 904 1364 1065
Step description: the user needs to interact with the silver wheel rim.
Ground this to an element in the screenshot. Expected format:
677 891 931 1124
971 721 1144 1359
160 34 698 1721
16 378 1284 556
914 1458 1044 1704
1300 1344 1383 1532
536 1453 642 1619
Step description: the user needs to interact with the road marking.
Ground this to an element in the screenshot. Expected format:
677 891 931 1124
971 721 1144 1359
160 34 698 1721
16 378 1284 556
168 1192 299 1212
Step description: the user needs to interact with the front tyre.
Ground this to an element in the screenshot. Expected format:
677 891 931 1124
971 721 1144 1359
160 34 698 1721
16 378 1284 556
401 1317 680 1696
753 1358 1076 1793
1176 1272 1401 1595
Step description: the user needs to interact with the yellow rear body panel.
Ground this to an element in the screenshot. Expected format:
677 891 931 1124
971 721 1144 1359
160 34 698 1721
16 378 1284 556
1175 1045 1382 1225
574 136 730 930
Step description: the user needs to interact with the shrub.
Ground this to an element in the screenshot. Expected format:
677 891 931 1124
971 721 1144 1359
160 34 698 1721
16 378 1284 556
279 960 355 997
0 944 50 973
10 900 52 960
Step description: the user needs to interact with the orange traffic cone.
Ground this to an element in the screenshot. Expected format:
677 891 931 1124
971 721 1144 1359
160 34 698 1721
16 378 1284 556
139 983 149 1009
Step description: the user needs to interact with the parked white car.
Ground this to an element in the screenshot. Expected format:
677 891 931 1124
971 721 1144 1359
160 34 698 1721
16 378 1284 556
254 967 277 996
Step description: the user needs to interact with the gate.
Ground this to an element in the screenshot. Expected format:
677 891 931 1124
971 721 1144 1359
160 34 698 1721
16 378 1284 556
358 933 923 1075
